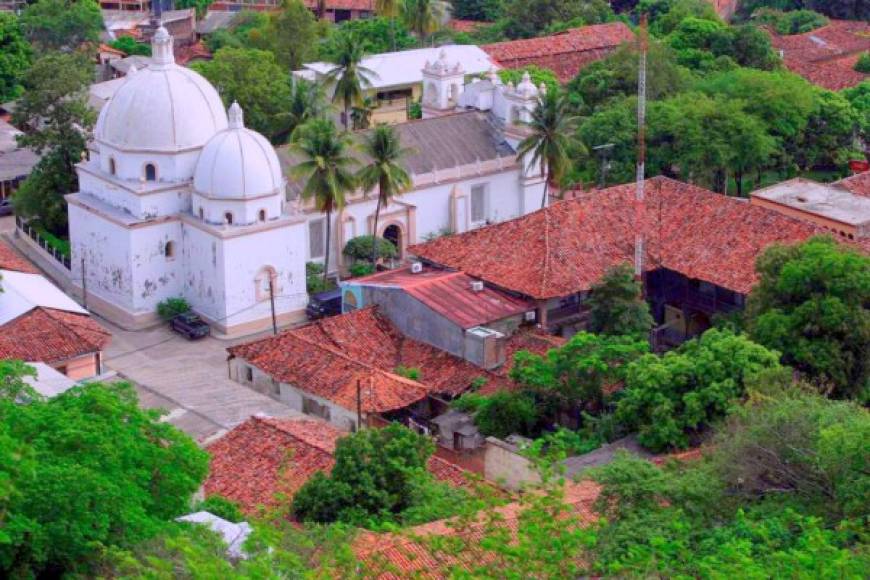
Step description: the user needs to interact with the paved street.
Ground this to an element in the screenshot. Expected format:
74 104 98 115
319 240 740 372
102 320 302 442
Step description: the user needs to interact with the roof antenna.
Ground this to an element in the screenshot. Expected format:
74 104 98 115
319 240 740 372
634 13 648 280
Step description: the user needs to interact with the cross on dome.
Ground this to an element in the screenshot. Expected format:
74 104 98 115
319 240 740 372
151 26 175 67
228 101 244 129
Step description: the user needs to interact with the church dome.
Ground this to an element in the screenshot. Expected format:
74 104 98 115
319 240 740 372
193 102 284 200
95 27 227 152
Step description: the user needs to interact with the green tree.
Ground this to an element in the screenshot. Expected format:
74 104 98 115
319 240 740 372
357 124 413 265
451 0 504 20
0 13 31 103
192 48 292 142
292 423 435 524
267 0 319 70
175 0 213 18
575 97 638 185
502 0 613 39
640 0 720 37
109 35 152 56
616 328 783 451
453 390 539 438
402 0 446 45
512 331 649 412
375 0 402 51
745 236 870 400
796 89 859 170
739 0 868 21
19 0 102 51
499 65 560 96
318 17 416 60
516 88 580 208
325 33 376 131
842 81 870 142
291 119 357 283
12 52 94 234
0 371 208 577
286 78 327 141
855 52 870 74
587 263 654 336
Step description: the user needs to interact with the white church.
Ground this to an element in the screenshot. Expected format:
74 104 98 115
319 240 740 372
68 30 546 336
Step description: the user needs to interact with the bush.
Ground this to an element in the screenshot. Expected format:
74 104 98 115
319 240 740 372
348 262 375 278
157 297 191 321
394 366 421 381
754 8 828 35
455 391 539 439
498 65 560 95
109 35 151 56
306 262 334 294
855 52 870 74
342 235 397 264
194 495 244 523
32 223 70 257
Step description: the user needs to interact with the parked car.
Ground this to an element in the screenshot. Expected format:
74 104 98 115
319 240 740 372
170 312 210 340
306 287 342 320
0 198 14 217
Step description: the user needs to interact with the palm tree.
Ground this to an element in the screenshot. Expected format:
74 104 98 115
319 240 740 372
351 96 376 131
325 34 376 132
284 79 327 142
292 119 358 283
375 0 400 51
516 88 581 209
357 124 413 265
402 0 445 46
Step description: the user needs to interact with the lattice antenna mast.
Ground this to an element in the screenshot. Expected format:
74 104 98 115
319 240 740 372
634 14 648 279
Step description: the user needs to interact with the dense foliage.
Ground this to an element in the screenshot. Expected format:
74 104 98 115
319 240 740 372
453 390 539 438
157 297 192 320
342 235 398 263
498 65 561 95
0 366 208 577
19 0 102 51
746 236 870 401
293 424 478 527
615 328 783 450
0 13 31 103
319 17 416 61
109 35 152 56
753 8 828 35
738 0 867 22
586 263 654 337
501 0 614 39
12 53 94 234
855 52 870 74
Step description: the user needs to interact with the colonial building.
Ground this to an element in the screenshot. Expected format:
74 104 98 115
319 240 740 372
67 28 308 335
281 54 547 277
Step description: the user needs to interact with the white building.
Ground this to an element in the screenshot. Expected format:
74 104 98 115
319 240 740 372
67 27 308 335
280 52 548 276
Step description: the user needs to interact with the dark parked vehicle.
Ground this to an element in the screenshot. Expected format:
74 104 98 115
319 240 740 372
306 287 342 320
0 198 13 217
170 312 210 339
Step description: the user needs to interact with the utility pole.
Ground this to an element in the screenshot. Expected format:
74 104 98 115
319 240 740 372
81 256 88 310
268 276 278 335
635 14 648 280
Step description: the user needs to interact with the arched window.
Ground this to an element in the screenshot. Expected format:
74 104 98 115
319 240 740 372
258 209 267 222
108 157 116 176
144 163 157 181
224 212 233 225
255 266 277 301
164 241 175 259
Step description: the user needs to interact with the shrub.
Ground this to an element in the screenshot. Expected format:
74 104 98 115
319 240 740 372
342 235 397 264
455 391 539 439
109 35 151 56
305 262 334 294
194 495 244 523
855 52 870 74
348 262 375 278
156 297 191 320
754 9 828 35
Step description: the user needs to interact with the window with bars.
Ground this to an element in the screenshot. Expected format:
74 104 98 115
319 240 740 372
471 184 488 224
309 219 326 259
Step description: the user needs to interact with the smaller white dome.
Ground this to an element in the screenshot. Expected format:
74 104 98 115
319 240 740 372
193 103 284 200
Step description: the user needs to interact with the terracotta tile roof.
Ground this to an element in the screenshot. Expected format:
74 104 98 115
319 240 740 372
0 307 110 363
353 480 601 578
205 416 475 514
229 307 518 406
767 20 870 91
302 0 374 10
836 171 870 197
0 240 38 274
449 19 486 33
175 41 211 65
482 22 635 83
351 266 533 329
99 43 126 57
411 176 845 300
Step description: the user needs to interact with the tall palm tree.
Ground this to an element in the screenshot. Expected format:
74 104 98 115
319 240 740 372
357 124 413 265
351 96 376 131
516 88 581 209
292 119 358 283
284 79 327 142
325 34 376 132
402 0 445 46
375 0 400 51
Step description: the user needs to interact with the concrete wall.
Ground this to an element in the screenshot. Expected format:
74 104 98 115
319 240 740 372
483 437 541 491
55 352 99 380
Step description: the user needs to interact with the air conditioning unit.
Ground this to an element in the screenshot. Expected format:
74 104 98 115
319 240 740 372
470 280 484 292
410 261 423 274
524 310 536 322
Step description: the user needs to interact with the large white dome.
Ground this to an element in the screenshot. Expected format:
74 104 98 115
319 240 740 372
95 28 227 152
193 102 284 200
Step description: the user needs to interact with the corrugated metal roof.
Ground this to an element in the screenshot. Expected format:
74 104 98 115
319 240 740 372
353 266 531 328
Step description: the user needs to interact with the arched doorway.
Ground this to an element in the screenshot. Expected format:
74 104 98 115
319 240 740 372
382 224 402 258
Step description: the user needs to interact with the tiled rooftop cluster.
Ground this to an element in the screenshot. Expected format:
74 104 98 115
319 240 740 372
0 307 111 364
410 176 866 300
767 20 870 91
204 416 472 513
482 23 635 83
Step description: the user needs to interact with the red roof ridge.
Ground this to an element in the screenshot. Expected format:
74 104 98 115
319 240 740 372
40 307 111 350
249 415 341 454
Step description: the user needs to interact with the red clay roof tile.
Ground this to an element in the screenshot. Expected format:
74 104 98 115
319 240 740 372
0 307 110 364
410 177 845 300
0 240 38 274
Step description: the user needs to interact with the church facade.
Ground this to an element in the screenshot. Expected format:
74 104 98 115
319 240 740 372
67 28 308 335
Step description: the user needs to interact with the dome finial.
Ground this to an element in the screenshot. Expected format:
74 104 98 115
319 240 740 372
151 26 175 67
228 101 244 129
